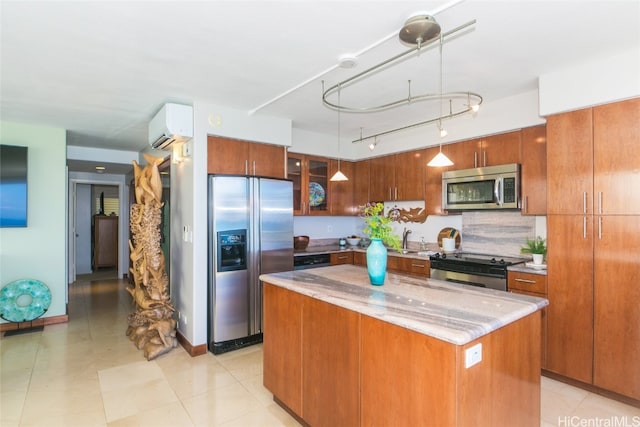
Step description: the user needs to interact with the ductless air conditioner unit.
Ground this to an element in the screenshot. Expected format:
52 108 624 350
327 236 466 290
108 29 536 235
148 103 193 150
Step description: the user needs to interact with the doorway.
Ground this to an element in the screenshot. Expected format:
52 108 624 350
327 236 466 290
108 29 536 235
68 176 127 284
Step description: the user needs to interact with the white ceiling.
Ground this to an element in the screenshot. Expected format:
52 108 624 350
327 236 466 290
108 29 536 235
2 0 639 173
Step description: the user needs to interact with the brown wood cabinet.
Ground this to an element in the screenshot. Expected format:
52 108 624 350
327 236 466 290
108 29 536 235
207 135 285 178
93 215 118 270
361 312 541 427
356 251 430 278
329 159 355 215
263 281 542 427
545 97 640 400
546 109 594 215
302 297 360 427
444 132 520 169
288 154 330 215
593 215 640 399
402 257 430 277
330 251 353 265
369 150 426 202
353 251 366 266
368 155 394 201
353 160 370 211
593 98 640 215
263 284 303 415
424 145 452 215
508 271 548 368
263 284 360 426
475 131 522 167
520 125 547 215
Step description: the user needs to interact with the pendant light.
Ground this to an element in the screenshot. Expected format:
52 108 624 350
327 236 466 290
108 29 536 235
330 84 348 181
427 34 454 168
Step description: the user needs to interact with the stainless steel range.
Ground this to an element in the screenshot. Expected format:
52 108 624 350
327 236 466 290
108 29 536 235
429 252 528 291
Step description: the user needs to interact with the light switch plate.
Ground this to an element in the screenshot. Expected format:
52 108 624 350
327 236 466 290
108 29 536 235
465 343 482 368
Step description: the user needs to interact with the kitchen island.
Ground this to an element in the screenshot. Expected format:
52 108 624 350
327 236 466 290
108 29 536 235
260 264 548 427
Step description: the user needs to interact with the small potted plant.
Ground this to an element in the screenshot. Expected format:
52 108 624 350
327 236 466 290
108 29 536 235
520 236 547 265
361 203 401 285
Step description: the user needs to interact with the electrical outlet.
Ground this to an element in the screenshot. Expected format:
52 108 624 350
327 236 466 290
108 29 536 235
327 225 333 233
465 343 482 368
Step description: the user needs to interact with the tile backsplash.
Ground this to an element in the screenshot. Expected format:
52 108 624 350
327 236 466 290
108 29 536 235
461 211 536 257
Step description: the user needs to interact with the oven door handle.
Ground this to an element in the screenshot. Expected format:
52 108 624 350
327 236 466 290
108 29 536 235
494 177 503 206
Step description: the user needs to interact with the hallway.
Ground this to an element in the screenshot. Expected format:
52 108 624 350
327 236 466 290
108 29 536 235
1 277 638 426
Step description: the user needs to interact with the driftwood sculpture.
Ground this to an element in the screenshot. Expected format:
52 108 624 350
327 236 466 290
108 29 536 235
387 205 428 223
125 154 177 360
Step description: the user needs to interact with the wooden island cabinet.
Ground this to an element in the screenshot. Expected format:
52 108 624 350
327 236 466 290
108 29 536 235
262 266 545 427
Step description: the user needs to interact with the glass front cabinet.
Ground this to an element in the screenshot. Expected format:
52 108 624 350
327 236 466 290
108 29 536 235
287 154 330 215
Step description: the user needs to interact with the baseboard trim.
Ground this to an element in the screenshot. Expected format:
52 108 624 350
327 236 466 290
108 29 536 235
176 330 207 357
0 314 69 333
542 370 640 408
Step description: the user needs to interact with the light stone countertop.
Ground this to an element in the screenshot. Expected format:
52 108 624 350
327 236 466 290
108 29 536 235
260 264 548 346
508 264 548 276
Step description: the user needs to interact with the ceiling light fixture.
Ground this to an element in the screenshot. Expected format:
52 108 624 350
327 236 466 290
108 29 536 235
321 15 481 144
95 166 106 174
428 35 454 168
368 135 378 151
330 83 348 182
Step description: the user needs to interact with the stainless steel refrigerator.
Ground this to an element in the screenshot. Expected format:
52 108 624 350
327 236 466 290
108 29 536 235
208 175 293 354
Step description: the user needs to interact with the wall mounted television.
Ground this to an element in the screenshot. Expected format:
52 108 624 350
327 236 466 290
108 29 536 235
0 144 28 227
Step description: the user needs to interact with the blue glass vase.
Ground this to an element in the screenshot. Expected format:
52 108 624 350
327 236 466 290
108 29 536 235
366 238 387 286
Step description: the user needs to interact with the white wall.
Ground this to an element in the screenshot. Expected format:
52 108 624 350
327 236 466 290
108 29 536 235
539 48 640 115
289 90 545 161
0 121 67 321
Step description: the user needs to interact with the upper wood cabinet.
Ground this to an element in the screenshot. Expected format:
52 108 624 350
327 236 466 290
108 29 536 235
353 160 370 212
369 150 426 202
329 160 355 216
520 125 547 215
547 97 640 216
450 132 521 169
424 146 447 215
546 109 594 215
288 154 330 216
207 135 285 178
368 156 394 202
477 131 521 167
593 97 640 215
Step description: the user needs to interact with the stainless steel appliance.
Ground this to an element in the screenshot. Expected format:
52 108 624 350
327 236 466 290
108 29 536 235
429 252 527 291
442 163 520 210
293 253 331 270
208 175 293 354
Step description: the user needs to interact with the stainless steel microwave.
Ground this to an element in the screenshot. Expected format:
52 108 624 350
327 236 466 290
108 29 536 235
442 163 520 210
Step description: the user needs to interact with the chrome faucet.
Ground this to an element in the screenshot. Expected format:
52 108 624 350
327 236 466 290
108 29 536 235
402 227 412 250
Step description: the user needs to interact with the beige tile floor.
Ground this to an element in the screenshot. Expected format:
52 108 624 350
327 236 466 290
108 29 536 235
1 278 638 426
